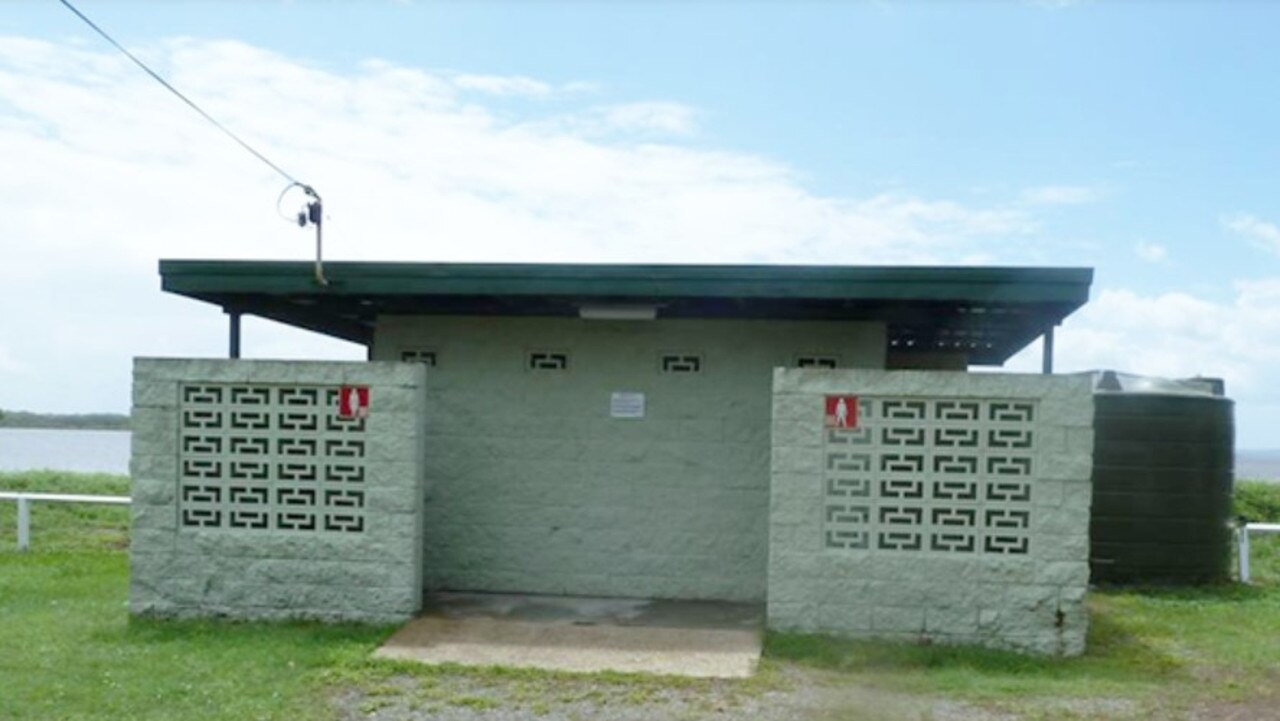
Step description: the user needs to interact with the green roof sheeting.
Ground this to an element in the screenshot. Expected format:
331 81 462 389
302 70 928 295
159 260 1092 365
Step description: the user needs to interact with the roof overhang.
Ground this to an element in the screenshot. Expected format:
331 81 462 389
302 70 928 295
159 260 1093 366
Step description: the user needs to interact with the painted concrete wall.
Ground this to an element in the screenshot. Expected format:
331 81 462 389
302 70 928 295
129 358 426 623
373 316 886 602
769 369 1093 655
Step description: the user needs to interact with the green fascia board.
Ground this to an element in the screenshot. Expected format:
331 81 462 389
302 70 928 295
160 260 1093 306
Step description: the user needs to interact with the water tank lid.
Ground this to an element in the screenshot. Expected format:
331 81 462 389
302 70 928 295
1088 370 1225 397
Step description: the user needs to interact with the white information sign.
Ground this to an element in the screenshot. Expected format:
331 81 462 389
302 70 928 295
610 392 646 419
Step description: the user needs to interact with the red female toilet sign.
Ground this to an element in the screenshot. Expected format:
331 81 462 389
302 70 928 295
824 395 858 429
338 385 370 419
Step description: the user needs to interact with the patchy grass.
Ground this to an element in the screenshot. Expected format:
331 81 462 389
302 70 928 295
320 654 773 718
1235 480 1280 585
1234 479 1280 522
0 549 395 720
765 482 1280 716
764 604 1177 700
0 471 130 552
0 471 392 720
766 579 1280 710
3 471 1280 720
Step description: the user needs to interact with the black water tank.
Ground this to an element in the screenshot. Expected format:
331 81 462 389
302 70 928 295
1090 371 1234 585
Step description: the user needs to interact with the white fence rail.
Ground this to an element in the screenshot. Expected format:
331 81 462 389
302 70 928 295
7 488 1277 585
0 491 131 551
1238 522 1280 584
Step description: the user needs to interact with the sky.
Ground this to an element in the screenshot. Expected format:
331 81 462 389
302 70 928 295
1 1 1278 447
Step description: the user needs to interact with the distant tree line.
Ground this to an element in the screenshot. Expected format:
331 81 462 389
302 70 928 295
0 409 130 431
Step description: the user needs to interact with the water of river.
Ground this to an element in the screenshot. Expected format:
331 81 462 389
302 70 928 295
1237 450 1280 483
0 428 132 475
0 427 1277 481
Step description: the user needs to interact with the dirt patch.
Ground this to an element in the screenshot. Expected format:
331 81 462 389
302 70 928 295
1181 695 1280 721
329 666 1032 721
374 615 760 678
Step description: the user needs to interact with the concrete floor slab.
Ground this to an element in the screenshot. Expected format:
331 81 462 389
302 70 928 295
373 592 763 678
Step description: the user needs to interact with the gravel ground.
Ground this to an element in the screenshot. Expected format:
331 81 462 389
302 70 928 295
329 666 1040 721
328 663 1280 721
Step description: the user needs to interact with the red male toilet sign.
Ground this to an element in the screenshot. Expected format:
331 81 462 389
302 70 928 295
338 385 370 419
824 395 858 429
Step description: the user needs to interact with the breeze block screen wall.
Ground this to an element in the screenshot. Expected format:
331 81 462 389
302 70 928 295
129 359 426 622
768 369 1093 655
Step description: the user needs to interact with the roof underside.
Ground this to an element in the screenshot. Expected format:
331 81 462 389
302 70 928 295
159 260 1093 366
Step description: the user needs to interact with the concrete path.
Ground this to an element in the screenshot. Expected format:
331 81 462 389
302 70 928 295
373 592 763 678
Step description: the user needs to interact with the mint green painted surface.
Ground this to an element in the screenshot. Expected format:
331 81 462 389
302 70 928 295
768 370 1093 655
374 316 886 602
128 359 427 623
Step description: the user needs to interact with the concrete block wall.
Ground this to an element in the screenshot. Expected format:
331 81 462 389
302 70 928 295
768 369 1093 655
373 316 886 602
129 358 426 623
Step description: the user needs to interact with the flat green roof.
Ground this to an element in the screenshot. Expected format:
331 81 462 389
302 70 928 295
160 260 1093 365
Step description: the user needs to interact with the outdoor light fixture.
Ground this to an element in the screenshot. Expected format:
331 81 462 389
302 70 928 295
578 304 658 321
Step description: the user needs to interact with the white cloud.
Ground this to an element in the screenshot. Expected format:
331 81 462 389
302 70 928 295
561 81 599 94
1134 240 1167 263
0 36 1039 267
3 35 1278 446
0 36 1044 413
1222 213 1280 255
1005 278 1280 445
452 73 553 97
1020 184 1101 206
1065 282 1280 390
596 101 699 135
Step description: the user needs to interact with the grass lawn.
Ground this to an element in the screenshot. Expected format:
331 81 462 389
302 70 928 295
0 473 392 721
2 471 1279 720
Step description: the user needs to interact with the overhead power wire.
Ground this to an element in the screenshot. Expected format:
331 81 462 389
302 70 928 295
57 0 330 286
56 0 311 193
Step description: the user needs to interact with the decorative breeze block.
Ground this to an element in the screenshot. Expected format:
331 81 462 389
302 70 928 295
823 397 1036 555
178 383 368 534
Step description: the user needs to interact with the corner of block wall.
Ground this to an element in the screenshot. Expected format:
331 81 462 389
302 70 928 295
766 370 1094 656
128 359 426 623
